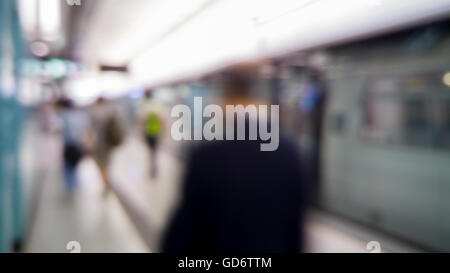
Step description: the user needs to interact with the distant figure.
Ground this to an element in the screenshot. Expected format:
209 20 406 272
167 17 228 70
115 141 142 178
138 90 163 179
38 102 62 135
162 68 305 253
89 97 124 193
299 71 326 203
58 98 91 191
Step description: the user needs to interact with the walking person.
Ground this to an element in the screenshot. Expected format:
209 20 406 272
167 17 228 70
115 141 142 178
58 98 91 192
138 90 163 179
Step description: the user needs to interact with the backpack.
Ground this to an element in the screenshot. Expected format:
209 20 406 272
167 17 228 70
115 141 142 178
105 115 124 147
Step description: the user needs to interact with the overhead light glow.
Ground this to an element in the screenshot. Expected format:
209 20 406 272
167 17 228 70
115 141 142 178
30 41 50 57
443 72 450 87
18 0 38 38
39 0 61 40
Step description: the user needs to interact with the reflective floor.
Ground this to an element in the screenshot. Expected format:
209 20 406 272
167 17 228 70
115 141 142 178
24 154 148 253
21 120 421 253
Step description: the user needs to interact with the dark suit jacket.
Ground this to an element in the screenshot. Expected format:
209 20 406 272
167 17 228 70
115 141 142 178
162 136 305 253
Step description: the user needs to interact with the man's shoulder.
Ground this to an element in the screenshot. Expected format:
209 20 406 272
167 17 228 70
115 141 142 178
189 135 300 159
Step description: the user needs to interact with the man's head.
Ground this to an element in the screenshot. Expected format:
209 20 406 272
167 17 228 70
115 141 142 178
220 64 257 102
58 97 74 109
96 96 106 105
144 89 153 100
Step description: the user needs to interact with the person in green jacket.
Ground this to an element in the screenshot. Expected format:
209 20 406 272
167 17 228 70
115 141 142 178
140 91 163 178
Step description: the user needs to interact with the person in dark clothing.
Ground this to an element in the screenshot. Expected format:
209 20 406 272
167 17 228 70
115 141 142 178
162 66 305 253
58 98 91 191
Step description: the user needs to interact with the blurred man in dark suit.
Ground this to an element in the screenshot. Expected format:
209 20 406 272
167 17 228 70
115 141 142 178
162 66 306 253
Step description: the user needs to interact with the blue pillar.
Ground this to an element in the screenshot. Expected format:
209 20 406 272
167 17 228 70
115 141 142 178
0 0 26 253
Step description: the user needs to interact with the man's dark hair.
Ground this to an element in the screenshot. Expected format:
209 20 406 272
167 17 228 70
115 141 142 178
220 68 255 98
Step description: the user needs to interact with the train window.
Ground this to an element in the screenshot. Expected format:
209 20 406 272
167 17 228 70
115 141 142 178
402 98 434 146
434 100 450 148
329 112 347 134
360 71 450 149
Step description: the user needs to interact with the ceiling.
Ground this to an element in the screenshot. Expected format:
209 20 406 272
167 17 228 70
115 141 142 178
18 0 450 100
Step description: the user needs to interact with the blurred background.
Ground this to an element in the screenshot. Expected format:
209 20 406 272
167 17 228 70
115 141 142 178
1 0 450 253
